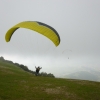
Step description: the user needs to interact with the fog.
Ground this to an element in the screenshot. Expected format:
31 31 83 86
0 0 100 79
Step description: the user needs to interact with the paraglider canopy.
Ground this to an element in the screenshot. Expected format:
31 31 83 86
5 21 60 46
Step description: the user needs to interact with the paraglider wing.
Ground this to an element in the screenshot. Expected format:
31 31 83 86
5 21 60 46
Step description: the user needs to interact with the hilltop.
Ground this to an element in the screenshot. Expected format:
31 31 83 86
0 57 100 100
0 56 55 78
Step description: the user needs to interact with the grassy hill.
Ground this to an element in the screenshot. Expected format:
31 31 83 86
0 60 100 100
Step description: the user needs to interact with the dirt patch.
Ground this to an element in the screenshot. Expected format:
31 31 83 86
45 88 62 94
45 83 52 86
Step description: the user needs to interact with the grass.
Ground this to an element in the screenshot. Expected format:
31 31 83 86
0 60 100 100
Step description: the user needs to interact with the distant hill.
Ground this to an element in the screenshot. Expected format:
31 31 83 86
64 71 100 82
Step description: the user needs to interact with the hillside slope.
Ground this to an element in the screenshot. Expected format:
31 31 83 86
0 60 100 100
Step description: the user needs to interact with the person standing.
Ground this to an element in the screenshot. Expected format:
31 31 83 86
35 66 42 76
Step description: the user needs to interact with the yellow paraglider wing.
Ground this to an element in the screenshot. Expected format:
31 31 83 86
5 21 60 46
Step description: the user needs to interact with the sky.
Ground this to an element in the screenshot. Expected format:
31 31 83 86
0 0 100 77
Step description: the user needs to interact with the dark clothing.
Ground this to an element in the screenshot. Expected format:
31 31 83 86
36 69 39 73
35 66 42 76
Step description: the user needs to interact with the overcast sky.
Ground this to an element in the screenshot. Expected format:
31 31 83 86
0 0 100 77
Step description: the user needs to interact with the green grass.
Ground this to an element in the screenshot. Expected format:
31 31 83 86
0 60 100 100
